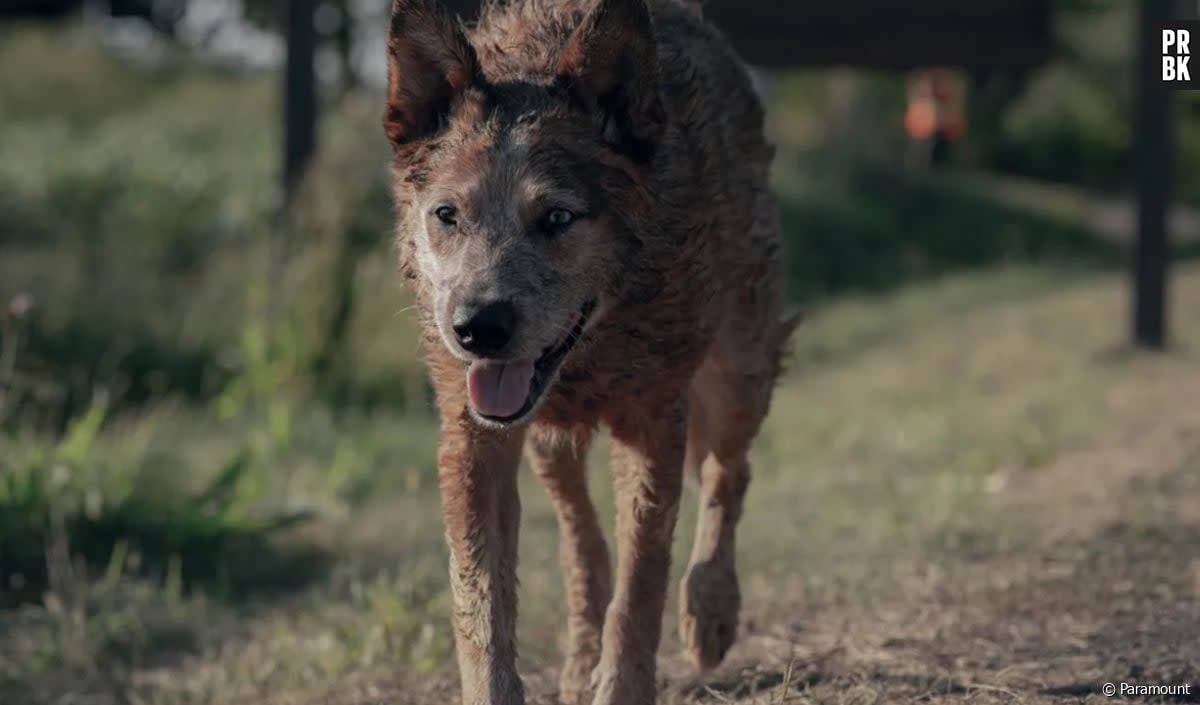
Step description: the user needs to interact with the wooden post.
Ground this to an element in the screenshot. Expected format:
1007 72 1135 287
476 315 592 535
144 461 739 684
1133 0 1174 349
283 0 318 206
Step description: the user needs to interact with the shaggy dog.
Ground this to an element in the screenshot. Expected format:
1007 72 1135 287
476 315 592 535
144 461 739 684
384 0 795 702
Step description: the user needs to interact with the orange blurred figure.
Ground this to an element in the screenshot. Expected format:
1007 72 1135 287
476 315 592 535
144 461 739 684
905 68 967 166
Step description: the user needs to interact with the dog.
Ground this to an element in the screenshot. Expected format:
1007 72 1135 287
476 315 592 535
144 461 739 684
384 0 795 702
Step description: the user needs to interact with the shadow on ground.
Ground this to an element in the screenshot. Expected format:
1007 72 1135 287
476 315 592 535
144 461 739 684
662 423 1200 704
778 161 1126 304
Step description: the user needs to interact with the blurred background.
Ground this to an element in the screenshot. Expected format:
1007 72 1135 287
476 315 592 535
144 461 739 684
2 2 1199 704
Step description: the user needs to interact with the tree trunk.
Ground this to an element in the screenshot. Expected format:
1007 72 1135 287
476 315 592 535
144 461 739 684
283 0 317 207
1132 0 1174 349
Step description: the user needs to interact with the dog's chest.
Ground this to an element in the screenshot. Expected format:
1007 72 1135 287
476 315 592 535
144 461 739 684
533 310 711 427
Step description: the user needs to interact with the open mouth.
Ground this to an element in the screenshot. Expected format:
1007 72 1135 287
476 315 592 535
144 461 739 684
466 299 596 425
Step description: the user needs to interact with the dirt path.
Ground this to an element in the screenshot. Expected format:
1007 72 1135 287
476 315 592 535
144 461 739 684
57 268 1192 705
287 362 1200 705
658 382 1200 704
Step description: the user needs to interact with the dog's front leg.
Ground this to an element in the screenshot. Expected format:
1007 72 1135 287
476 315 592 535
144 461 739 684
526 426 611 705
592 394 688 705
438 411 527 705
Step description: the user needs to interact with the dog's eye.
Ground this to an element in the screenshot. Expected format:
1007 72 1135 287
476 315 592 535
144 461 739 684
541 208 576 233
434 206 458 226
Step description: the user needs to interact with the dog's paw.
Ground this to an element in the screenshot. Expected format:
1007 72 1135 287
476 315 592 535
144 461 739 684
589 668 655 705
556 655 598 705
678 560 740 671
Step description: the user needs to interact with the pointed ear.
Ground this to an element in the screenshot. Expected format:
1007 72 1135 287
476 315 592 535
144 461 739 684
384 0 479 147
558 0 664 159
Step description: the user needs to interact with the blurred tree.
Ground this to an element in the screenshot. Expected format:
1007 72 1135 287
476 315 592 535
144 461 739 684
243 0 360 91
1133 0 1173 349
283 0 317 206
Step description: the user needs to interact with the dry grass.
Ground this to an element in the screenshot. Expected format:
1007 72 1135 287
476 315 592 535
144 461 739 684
7 264 1195 705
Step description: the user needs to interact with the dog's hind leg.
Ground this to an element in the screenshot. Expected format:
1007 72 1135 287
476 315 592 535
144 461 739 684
678 356 774 671
679 173 791 670
683 398 712 483
526 425 611 705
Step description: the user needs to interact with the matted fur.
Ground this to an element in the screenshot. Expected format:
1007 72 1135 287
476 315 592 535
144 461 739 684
384 0 796 703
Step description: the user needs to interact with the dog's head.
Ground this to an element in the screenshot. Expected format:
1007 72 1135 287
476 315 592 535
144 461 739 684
385 0 664 427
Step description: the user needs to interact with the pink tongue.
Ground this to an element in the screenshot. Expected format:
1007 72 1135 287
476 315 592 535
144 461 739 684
466 360 535 418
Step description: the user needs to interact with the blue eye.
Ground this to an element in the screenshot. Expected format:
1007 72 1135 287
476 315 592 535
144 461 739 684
435 206 458 226
542 208 576 232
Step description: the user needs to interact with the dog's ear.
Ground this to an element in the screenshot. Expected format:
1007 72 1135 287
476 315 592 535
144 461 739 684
558 0 664 160
384 0 478 147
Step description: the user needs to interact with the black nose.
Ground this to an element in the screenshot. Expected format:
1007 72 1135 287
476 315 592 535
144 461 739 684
453 300 517 356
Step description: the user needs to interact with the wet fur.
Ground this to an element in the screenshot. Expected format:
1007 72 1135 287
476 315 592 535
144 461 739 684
385 0 796 703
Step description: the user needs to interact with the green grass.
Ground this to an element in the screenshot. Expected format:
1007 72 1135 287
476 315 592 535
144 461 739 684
0 417 320 607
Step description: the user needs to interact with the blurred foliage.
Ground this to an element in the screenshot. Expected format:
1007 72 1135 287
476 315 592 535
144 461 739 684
0 20 411 426
966 0 1133 193
0 24 187 125
0 20 409 607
